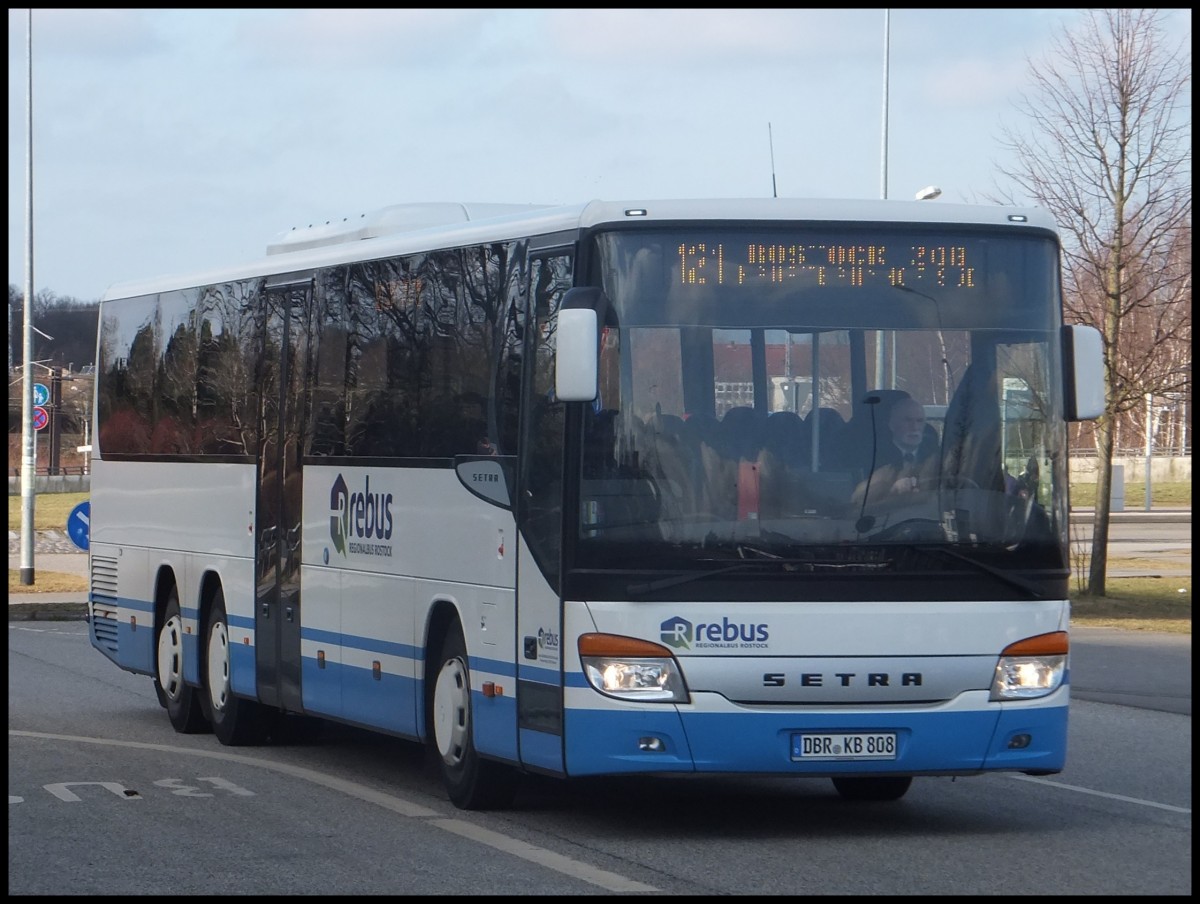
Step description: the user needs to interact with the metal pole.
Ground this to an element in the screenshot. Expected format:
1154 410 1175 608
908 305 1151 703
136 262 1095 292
20 9 36 585
1143 392 1152 511
1180 399 1187 457
880 9 890 201
49 366 62 476
874 10 890 387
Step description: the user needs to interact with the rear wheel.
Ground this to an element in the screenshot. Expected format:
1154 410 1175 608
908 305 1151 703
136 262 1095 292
430 624 518 810
155 588 209 733
831 776 913 801
204 587 273 745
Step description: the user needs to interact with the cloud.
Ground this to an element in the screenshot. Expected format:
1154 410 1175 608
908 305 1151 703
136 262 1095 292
11 8 163 60
920 58 1030 108
233 9 489 67
543 9 875 65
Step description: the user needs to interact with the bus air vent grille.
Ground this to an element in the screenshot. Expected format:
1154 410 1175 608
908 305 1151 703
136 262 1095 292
90 555 120 655
90 555 119 599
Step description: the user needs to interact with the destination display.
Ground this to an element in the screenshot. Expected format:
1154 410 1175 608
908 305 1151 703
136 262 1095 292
677 239 980 291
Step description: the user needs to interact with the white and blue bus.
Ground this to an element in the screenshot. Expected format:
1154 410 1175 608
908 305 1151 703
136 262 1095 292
87 198 1105 809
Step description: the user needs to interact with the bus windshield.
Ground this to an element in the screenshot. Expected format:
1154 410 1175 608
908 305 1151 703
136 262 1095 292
571 225 1069 582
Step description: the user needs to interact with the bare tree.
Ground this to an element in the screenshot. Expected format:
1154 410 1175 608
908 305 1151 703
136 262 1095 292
992 9 1191 596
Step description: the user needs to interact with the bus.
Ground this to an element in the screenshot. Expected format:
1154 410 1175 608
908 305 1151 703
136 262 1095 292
87 198 1105 809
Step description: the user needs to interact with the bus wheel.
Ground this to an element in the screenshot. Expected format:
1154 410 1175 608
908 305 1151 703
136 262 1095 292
431 625 518 810
831 776 913 801
204 587 272 746
154 587 209 733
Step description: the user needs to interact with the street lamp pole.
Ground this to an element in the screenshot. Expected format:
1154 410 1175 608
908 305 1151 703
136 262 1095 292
1144 392 1153 512
49 366 62 476
20 8 36 585
875 10 890 386
880 8 890 201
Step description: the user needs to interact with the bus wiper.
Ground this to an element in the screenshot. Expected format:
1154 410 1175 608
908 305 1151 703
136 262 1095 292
625 546 780 594
627 562 764 595
910 544 1046 599
625 551 892 596
736 543 781 559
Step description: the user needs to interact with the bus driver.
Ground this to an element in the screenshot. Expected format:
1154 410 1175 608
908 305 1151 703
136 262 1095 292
880 396 938 494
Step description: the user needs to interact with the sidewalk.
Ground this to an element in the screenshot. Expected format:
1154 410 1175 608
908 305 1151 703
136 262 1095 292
7 590 90 621
9 529 91 622
1068 507 1191 524
9 510 1191 621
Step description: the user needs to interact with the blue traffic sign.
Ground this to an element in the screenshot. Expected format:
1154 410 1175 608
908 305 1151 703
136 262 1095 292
32 406 49 431
33 382 49 407
67 500 90 551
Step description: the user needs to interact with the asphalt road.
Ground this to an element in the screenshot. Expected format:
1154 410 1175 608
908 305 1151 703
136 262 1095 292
8 617 1191 896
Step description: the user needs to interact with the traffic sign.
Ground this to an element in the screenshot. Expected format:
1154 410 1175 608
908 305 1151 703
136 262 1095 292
33 382 49 407
67 500 90 551
32 406 49 431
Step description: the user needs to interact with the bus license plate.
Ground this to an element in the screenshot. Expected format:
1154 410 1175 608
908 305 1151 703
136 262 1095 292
791 732 897 761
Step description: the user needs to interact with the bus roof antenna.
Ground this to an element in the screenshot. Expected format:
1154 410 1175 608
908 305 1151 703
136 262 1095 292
768 122 778 198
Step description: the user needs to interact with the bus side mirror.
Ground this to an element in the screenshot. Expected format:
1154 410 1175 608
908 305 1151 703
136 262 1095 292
555 308 599 402
1062 324 1105 421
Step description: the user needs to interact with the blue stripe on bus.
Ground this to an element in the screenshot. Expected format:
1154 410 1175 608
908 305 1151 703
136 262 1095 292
298 657 420 735
303 627 420 661
293 656 520 763
102 597 157 677
518 662 561 683
116 597 155 615
229 640 257 697
520 727 565 774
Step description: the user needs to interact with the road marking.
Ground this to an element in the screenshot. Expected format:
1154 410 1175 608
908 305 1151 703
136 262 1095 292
1006 773 1190 814
9 730 659 893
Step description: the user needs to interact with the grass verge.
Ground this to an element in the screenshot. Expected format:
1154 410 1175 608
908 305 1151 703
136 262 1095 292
1070 575 1191 634
1069 480 1190 509
9 492 90 531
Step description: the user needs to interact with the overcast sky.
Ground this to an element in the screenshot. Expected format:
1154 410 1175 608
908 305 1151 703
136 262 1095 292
7 8 1191 303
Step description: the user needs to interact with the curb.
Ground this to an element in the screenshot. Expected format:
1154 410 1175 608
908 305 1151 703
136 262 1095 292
9 600 89 622
1070 510 1190 524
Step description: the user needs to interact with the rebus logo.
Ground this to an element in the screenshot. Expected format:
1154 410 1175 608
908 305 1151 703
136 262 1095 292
661 615 770 650
329 474 394 557
330 475 349 556
698 618 769 644
660 617 693 650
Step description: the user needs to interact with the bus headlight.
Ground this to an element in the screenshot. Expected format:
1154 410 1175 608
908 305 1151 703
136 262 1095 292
989 631 1068 701
579 633 689 703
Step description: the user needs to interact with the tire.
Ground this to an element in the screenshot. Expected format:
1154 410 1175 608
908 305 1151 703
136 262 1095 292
154 587 210 733
831 776 913 801
204 587 273 746
430 624 518 810
153 675 168 708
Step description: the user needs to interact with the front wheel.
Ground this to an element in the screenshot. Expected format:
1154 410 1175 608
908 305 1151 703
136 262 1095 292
155 588 209 733
430 625 518 810
831 776 913 801
204 587 273 745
